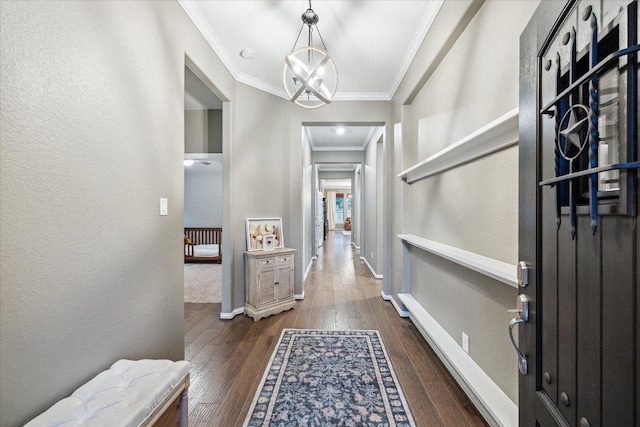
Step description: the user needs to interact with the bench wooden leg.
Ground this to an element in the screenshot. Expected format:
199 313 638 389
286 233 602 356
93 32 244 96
179 388 188 427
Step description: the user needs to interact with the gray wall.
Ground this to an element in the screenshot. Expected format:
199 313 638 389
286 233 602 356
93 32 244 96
185 109 208 153
302 131 314 277
0 1 236 425
376 139 384 277
363 135 380 273
207 109 223 153
228 82 290 309
185 109 222 154
352 166 361 248
389 0 540 403
184 161 223 228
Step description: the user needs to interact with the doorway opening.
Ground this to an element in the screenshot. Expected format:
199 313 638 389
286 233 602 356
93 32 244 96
183 64 223 306
302 123 385 280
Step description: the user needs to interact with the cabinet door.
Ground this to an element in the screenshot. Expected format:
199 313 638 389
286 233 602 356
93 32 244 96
275 264 293 301
257 268 276 306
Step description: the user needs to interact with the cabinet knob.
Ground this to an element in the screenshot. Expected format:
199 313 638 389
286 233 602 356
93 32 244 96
275 281 280 285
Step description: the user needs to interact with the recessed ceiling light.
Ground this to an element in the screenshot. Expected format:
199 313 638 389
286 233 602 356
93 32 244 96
240 48 256 59
184 160 194 167
336 127 345 135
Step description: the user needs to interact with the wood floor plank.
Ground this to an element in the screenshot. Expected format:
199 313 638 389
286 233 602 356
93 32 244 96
184 231 487 427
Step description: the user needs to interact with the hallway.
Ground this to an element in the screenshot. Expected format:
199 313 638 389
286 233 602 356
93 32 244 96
184 231 487 426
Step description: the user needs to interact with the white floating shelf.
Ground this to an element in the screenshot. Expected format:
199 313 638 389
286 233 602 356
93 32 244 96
398 108 519 184
399 234 518 288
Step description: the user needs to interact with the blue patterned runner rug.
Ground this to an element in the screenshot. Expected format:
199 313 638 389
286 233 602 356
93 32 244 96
243 329 415 426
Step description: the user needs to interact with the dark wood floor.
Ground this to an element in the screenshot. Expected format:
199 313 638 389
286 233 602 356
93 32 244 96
184 231 488 427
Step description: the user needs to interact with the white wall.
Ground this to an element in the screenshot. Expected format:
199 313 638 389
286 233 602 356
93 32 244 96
0 1 236 425
390 0 540 404
184 161 223 227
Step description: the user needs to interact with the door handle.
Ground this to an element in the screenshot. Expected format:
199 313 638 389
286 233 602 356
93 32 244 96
509 317 528 375
508 294 530 375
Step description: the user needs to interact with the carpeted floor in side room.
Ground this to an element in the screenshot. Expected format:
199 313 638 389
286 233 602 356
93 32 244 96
184 263 222 303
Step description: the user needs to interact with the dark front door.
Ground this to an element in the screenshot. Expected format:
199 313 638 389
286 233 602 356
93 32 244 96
519 1 639 426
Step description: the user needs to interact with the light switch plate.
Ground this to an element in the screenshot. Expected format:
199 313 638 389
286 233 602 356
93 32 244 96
160 198 168 216
462 332 469 354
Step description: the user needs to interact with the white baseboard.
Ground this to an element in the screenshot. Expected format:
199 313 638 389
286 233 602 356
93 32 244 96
397 293 517 427
304 257 316 282
380 291 409 317
294 291 305 300
219 306 244 320
361 256 383 279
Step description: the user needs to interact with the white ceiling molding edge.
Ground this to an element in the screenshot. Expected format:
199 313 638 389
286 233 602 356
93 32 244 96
314 146 367 152
179 0 443 102
387 0 444 98
333 93 391 102
178 0 239 78
179 0 290 100
236 73 288 99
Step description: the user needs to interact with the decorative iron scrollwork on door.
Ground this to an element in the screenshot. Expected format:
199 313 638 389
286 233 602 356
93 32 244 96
540 1 639 239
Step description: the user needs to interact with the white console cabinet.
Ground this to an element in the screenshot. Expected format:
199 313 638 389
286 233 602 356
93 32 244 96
244 248 295 321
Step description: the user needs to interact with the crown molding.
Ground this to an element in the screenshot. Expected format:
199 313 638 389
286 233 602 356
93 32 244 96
332 92 391 102
178 0 240 78
179 0 442 103
236 73 288 99
387 0 444 98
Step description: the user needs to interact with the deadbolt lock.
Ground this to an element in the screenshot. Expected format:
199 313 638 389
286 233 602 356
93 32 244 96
517 261 532 287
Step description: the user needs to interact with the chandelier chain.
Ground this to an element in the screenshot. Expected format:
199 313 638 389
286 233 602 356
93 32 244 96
315 24 327 51
291 23 305 53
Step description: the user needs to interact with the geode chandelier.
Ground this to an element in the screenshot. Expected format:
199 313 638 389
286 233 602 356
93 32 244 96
283 1 338 109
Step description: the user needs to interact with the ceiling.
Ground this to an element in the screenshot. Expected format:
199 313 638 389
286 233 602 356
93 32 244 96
317 163 358 172
180 1 411 152
178 0 444 101
307 125 383 151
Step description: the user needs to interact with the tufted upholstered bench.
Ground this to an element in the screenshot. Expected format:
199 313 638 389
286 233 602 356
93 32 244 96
25 359 191 427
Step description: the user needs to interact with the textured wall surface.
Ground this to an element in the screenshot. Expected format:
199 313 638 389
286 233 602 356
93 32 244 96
391 0 540 404
0 1 235 425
